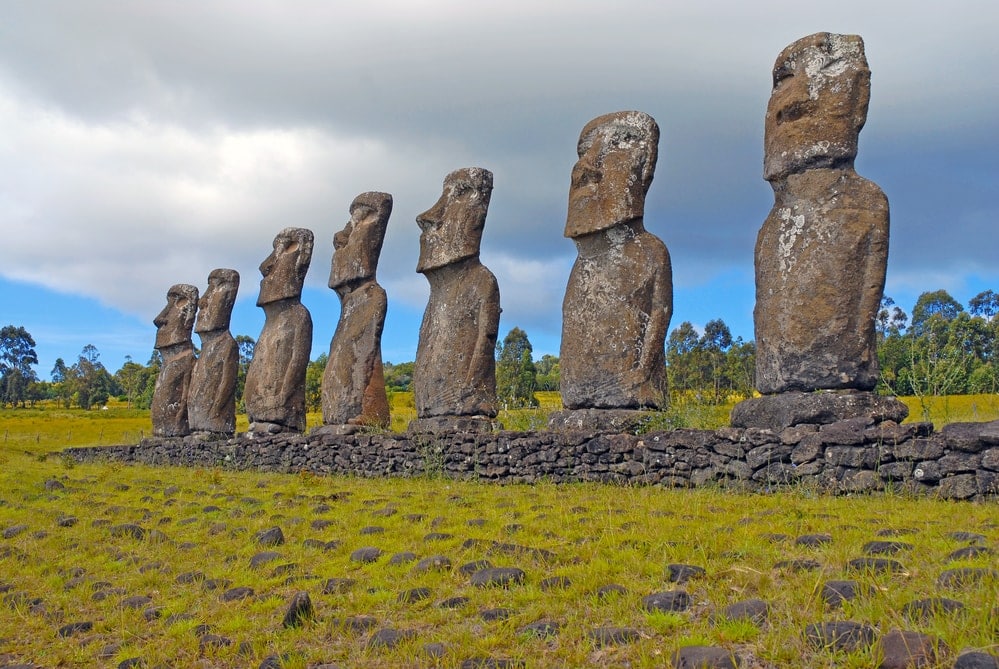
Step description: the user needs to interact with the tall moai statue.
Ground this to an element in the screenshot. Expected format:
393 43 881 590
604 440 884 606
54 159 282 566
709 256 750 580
151 284 199 437
731 32 907 431
410 168 500 433
549 111 673 432
244 227 314 434
188 268 240 436
318 192 392 434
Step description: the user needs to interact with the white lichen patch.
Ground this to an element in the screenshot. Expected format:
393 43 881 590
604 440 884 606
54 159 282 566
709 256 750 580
777 207 806 273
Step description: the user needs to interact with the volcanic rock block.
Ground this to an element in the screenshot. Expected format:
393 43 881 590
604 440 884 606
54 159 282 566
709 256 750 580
412 168 500 427
754 32 888 396
151 284 199 437
245 227 314 434
558 111 672 417
188 268 239 436
319 192 392 432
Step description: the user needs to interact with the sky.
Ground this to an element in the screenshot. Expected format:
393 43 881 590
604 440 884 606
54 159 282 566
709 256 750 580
2 1 997 377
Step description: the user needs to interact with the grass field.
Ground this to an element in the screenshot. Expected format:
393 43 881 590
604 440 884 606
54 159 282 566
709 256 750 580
0 395 997 667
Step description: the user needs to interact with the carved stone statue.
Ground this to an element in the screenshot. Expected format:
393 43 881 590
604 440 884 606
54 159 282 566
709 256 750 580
319 192 392 433
731 33 907 430
244 228 314 434
550 111 672 432
411 168 500 433
188 268 240 436
151 284 199 437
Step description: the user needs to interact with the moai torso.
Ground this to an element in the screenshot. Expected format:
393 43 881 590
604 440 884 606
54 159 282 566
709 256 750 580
188 269 240 435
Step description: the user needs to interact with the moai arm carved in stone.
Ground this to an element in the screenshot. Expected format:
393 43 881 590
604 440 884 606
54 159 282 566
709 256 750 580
731 33 906 431
319 192 392 431
556 111 672 420
151 283 199 437
411 167 500 431
188 268 240 436
244 227 314 434
755 33 888 394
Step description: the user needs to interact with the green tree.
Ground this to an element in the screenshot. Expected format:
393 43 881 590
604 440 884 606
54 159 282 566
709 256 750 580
305 353 327 412
0 325 39 408
666 321 701 394
699 319 732 403
235 335 255 411
910 290 963 336
383 361 415 391
535 354 560 391
968 289 998 320
495 327 538 408
114 356 147 409
69 344 113 410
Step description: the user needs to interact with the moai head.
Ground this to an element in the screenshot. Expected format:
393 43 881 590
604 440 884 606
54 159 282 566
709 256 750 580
257 227 314 306
565 111 659 238
764 32 871 182
195 269 240 334
154 284 199 349
329 192 392 291
416 167 493 273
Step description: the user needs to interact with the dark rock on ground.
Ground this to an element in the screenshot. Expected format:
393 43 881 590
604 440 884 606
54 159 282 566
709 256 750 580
947 546 994 561
388 552 416 565
249 551 282 569
938 568 998 589
460 659 525 669
954 652 999 669
255 527 285 546
796 534 832 547
902 598 966 621
438 596 469 609
876 629 945 669
672 645 740 668
119 595 153 609
198 633 232 651
589 627 640 647
667 564 706 583
459 560 493 575
414 555 452 572
774 558 821 572
471 568 525 588
804 621 877 652
110 524 146 540
220 586 254 602
642 590 690 613
202 578 231 591
518 620 559 638
282 591 314 628
321 578 356 594
714 599 769 625
822 580 870 607
350 547 382 563
847 557 906 574
56 621 92 637
331 615 377 634
359 526 384 535
863 540 913 555
595 584 628 599
367 627 415 649
539 576 571 591
398 587 432 604
480 608 513 622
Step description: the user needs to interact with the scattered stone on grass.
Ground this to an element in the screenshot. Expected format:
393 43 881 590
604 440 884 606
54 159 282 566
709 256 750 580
876 629 946 669
398 587 432 604
202 578 232 591
938 568 998 589
863 540 913 555
713 599 769 625
902 598 966 621
321 578 356 594
773 558 821 572
282 591 314 628
667 564 706 583
249 551 282 569
876 528 916 537
480 608 513 622
438 596 469 609
367 627 415 649
388 552 417 566
255 527 285 546
110 524 145 540
642 590 690 613
414 555 452 572
359 526 384 535
672 645 740 668
947 531 986 543
595 584 628 599
56 621 92 637
424 532 453 542
588 626 641 647
822 580 870 607
459 560 493 575
198 633 232 652
947 546 994 561
220 586 254 602
119 595 152 609
460 658 525 668
847 557 906 574
954 651 999 669
518 620 559 638
803 621 877 652
470 567 526 588
350 547 382 563
331 615 378 634
796 533 832 547
539 576 571 591
2 525 28 539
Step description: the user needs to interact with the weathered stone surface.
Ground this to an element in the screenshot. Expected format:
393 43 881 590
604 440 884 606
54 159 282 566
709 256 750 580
151 284 198 437
321 192 391 429
753 33 888 396
408 417 500 435
672 645 739 669
804 621 876 652
731 391 907 431
186 269 240 436
413 168 499 421
245 227 314 433
547 409 661 433
560 111 671 411
876 629 944 669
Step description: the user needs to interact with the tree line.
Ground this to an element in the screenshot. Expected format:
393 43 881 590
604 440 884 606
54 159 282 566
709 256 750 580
2 287 995 411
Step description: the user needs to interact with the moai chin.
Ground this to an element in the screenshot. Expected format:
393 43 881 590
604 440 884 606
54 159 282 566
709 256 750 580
318 192 392 434
244 227 314 434
410 167 500 434
151 283 199 437
188 268 240 436
731 32 907 431
550 111 673 432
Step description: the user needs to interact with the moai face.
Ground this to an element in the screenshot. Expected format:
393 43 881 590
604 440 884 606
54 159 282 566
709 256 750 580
763 32 871 182
195 269 240 334
565 111 659 239
329 192 392 291
416 168 493 273
154 284 199 349
257 227 314 306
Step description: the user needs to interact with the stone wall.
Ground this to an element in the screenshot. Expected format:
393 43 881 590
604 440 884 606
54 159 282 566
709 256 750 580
64 417 999 501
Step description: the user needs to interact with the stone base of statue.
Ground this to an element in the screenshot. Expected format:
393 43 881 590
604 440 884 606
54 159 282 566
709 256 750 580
246 421 301 437
547 409 663 434
730 390 909 432
310 423 373 437
408 416 501 435
188 430 234 442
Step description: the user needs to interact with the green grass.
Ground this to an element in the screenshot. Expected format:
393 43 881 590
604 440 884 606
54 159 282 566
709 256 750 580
0 451 996 668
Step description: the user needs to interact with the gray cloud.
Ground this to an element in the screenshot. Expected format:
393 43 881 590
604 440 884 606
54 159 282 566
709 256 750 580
2 0 997 362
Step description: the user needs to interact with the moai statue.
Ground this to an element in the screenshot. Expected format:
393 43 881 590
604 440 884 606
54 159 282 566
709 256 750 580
410 167 500 433
317 192 392 434
244 227 314 434
188 268 240 436
549 111 673 432
731 32 907 430
151 284 199 437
